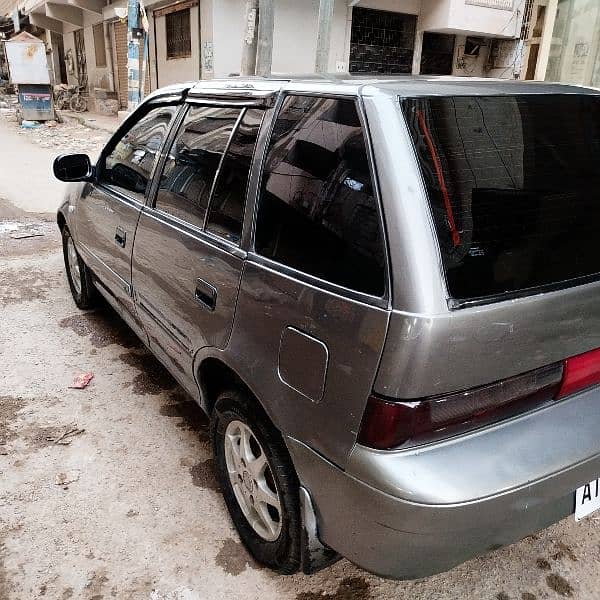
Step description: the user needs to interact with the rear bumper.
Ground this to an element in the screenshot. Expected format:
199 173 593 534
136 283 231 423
287 387 600 579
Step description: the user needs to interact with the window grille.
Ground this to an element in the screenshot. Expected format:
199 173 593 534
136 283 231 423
465 0 513 10
166 8 191 59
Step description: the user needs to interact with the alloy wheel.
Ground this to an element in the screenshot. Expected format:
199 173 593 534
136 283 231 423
224 420 282 542
67 236 82 295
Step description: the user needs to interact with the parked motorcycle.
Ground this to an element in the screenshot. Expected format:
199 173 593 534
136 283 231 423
53 83 87 113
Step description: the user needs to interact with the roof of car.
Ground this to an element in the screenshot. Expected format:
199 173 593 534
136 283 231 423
147 74 600 104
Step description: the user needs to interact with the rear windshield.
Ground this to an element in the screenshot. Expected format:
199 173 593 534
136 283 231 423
401 94 600 305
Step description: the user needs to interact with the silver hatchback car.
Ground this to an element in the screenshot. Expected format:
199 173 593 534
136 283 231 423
54 75 600 579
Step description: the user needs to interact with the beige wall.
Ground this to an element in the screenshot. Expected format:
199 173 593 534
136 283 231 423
546 0 600 86
210 0 422 77
153 4 201 87
62 14 112 92
420 0 521 37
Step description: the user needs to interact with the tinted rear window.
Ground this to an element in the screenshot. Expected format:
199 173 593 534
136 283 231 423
402 95 600 304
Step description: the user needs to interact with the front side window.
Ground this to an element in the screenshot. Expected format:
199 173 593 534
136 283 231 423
255 95 386 296
206 108 265 243
402 94 600 303
155 106 241 229
101 104 178 200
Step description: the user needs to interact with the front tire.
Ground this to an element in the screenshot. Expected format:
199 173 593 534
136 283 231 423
70 94 87 113
62 227 97 310
212 389 302 574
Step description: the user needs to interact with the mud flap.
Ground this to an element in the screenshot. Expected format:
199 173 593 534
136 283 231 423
299 486 340 574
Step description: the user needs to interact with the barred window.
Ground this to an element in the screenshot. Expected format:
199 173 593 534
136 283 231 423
166 8 191 59
93 23 106 68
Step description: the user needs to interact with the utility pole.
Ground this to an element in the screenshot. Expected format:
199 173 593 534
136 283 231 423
256 0 274 77
241 0 259 76
127 0 140 110
315 0 334 73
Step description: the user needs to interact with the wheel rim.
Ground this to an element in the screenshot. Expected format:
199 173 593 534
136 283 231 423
224 420 282 542
67 236 82 295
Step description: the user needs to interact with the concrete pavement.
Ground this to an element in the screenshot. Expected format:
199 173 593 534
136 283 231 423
0 118 68 214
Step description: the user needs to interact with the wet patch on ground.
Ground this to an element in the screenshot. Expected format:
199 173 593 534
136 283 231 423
85 569 109 599
551 541 578 562
296 577 371 600
536 558 551 570
159 391 209 440
189 458 220 491
0 267 58 305
214 538 256 576
119 351 177 395
546 573 574 597
59 307 142 349
0 396 26 449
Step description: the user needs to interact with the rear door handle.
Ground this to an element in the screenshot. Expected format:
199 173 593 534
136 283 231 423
194 278 217 311
115 226 126 248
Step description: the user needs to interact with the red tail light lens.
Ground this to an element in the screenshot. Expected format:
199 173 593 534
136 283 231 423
358 363 564 450
556 347 600 399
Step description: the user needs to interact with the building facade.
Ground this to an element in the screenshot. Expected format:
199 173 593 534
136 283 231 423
5 0 529 112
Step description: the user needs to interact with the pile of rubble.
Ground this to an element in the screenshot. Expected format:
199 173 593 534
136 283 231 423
0 101 109 156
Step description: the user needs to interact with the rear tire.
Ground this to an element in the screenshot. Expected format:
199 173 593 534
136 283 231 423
62 226 97 310
211 389 302 574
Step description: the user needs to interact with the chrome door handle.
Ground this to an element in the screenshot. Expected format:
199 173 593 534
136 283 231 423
194 278 217 311
115 226 126 248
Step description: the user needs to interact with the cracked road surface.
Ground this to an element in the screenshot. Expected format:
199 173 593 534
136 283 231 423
1 116 600 600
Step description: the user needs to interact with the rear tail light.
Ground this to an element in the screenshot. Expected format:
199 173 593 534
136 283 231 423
556 347 600 399
360 347 600 450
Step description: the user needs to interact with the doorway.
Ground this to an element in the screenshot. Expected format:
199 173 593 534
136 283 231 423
73 28 88 89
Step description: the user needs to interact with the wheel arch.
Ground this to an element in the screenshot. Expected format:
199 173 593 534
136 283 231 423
196 353 273 425
57 210 66 232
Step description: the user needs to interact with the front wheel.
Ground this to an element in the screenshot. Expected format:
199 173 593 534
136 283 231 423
212 389 302 574
69 94 87 112
62 227 97 310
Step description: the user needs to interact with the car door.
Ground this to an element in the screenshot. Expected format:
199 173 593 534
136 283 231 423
131 99 267 392
227 94 391 468
76 101 180 329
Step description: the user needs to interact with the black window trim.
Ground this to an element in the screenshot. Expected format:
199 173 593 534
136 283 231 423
95 99 184 205
143 100 259 255
248 90 391 309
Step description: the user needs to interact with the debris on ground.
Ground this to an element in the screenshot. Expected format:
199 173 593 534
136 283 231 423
51 427 85 445
21 120 40 128
10 230 45 239
68 372 94 389
0 99 109 154
54 470 81 486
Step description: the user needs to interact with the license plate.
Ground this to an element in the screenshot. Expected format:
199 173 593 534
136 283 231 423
575 478 600 521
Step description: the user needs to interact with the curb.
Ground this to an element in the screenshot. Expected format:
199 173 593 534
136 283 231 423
59 112 119 134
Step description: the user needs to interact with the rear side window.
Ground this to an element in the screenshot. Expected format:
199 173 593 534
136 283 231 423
155 106 241 229
255 95 385 296
101 105 178 200
206 108 264 243
403 95 600 304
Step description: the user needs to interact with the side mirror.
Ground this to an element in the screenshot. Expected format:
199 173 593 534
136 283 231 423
53 154 93 182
